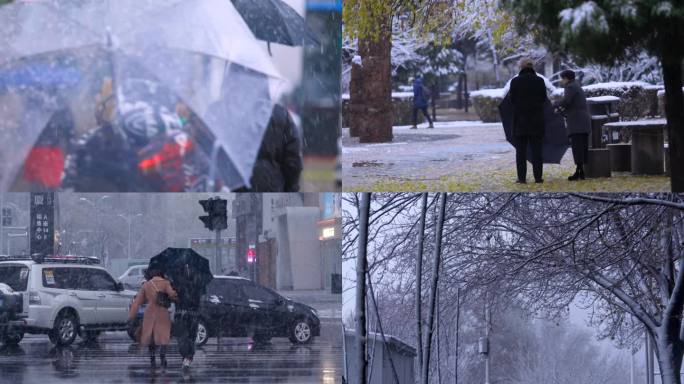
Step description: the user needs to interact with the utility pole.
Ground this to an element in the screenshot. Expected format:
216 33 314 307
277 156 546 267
630 348 634 384
646 333 655 384
1 193 4 255
199 197 228 274
484 297 491 384
455 287 460 384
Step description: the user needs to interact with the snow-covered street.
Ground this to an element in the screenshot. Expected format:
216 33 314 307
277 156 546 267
342 119 669 191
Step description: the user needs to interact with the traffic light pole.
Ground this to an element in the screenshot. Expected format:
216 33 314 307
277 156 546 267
215 228 221 273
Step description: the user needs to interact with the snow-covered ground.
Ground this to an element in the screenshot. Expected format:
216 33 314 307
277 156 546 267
342 118 669 192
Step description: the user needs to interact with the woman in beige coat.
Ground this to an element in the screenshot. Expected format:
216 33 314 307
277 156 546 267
128 269 177 368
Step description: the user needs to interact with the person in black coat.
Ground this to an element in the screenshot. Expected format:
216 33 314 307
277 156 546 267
509 58 548 183
247 103 303 192
172 264 206 371
554 70 591 181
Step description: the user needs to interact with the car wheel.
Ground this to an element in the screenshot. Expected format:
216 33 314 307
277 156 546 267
2 331 24 345
52 311 78 346
195 320 209 346
289 319 313 344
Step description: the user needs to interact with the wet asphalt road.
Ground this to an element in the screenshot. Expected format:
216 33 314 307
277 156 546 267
0 321 342 384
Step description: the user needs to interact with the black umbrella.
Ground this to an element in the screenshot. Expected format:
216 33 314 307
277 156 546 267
231 0 320 47
499 95 570 164
148 248 213 294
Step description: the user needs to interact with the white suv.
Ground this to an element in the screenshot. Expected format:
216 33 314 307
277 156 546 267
0 256 136 346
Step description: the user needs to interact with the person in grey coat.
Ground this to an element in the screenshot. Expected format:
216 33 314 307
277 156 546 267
553 70 591 181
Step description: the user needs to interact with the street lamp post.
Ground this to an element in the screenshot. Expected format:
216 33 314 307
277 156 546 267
78 196 110 258
117 213 143 261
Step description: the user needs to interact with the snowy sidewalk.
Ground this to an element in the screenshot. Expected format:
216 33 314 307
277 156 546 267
342 120 670 192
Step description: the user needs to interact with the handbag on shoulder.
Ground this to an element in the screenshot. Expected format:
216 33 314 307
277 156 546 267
150 280 171 308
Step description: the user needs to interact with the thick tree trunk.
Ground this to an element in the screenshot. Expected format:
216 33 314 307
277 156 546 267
661 54 684 192
653 327 684 384
421 193 447 384
354 193 371 384
348 11 393 143
415 193 427 382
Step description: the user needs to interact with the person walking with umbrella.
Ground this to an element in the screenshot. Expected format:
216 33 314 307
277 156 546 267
411 75 434 129
127 269 177 369
174 264 206 370
508 58 549 183
554 69 591 181
147 248 213 371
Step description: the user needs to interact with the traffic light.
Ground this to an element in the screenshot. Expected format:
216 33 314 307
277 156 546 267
247 246 256 263
199 197 228 231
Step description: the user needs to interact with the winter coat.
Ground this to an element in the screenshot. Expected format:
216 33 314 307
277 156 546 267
509 67 549 137
128 277 177 346
554 80 592 136
248 104 303 192
413 78 430 108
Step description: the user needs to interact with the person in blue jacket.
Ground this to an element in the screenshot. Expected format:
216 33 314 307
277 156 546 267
411 76 434 129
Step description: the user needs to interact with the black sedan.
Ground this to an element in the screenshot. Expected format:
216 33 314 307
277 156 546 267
130 276 321 346
195 276 320 346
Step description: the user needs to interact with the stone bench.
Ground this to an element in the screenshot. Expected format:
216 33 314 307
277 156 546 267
586 148 612 178
605 119 666 175
607 143 631 172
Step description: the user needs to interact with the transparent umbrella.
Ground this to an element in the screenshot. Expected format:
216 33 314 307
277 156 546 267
0 0 283 192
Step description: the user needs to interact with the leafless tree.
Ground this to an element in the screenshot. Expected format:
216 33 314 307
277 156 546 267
355 192 371 384
343 193 684 384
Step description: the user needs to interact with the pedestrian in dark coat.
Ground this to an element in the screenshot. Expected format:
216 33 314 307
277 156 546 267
553 69 591 181
247 103 303 192
173 264 206 371
411 76 434 129
509 58 548 183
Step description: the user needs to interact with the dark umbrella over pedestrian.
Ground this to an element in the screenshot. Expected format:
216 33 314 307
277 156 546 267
499 95 570 164
147 248 213 293
231 0 320 48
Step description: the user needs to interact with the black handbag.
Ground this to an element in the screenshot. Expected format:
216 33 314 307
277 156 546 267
150 280 171 308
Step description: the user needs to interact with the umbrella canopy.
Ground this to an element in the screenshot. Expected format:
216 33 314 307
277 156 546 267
0 0 283 192
231 0 319 47
499 95 570 164
148 248 213 294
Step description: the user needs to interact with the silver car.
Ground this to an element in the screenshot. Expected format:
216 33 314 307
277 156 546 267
118 265 147 290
